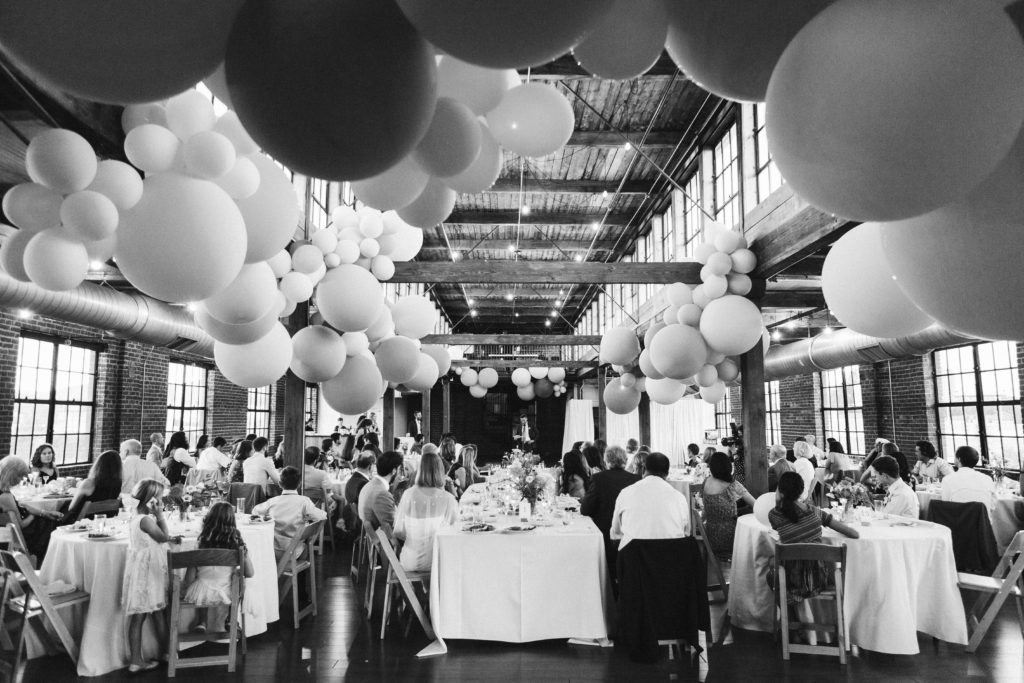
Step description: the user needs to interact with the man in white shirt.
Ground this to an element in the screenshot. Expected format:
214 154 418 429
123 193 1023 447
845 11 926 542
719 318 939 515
243 436 281 492
145 432 164 465
610 452 690 549
941 446 996 513
873 455 920 518
302 446 334 510
252 466 327 559
195 436 232 471
805 434 826 465
120 439 169 494
791 441 816 502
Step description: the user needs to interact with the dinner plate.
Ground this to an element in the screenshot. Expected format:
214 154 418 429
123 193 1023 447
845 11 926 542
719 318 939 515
86 534 122 542
501 525 537 533
463 523 495 533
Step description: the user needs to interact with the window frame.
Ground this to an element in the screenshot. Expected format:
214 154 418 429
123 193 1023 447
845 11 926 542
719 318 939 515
752 102 784 203
711 122 741 230
820 365 866 456
166 361 208 448
246 386 273 437
765 380 782 447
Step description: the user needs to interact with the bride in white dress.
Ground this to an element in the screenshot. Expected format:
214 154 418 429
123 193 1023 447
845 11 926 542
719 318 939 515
394 450 458 572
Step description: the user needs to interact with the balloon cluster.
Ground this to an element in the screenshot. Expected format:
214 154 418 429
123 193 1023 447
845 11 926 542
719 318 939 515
599 229 767 414
510 367 569 401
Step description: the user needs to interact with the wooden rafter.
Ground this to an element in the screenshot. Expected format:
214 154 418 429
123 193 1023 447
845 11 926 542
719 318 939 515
391 261 703 285
445 209 632 226
421 334 600 346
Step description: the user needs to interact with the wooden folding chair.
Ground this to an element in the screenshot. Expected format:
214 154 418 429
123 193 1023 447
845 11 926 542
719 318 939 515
363 525 384 619
277 521 324 626
374 527 436 643
959 529 1024 653
0 563 28 682
0 550 90 665
0 524 35 569
76 498 121 522
304 489 334 555
376 523 430 639
228 484 266 514
774 542 848 664
348 503 364 582
167 548 247 676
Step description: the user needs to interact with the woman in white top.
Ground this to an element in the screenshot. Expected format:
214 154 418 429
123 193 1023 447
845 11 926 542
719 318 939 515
393 449 458 573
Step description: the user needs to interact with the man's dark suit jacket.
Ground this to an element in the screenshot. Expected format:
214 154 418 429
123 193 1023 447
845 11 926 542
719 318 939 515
581 467 640 536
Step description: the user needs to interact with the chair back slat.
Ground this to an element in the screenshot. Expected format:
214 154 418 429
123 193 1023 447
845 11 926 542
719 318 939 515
775 542 846 564
170 548 244 570
77 498 121 521
298 520 325 543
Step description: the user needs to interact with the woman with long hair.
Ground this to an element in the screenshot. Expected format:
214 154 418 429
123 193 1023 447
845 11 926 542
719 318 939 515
184 501 255 632
393 449 458 572
581 445 601 474
31 442 60 483
163 431 194 486
702 452 757 561
64 449 124 523
227 439 253 484
448 443 484 493
560 450 591 499
439 437 458 471
0 457 62 560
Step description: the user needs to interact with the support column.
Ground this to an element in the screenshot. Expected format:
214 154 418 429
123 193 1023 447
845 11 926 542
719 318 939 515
638 391 652 449
422 386 432 445
442 378 451 434
740 347 768 496
597 366 607 444
283 302 308 485
382 387 395 453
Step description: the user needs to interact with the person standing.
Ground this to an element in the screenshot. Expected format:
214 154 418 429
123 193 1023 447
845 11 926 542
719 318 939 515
513 413 537 452
145 432 164 466
407 410 424 440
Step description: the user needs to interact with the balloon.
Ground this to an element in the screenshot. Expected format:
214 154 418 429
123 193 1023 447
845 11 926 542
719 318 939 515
82 160 143 213
604 377 641 415
212 156 260 199
665 282 693 308
380 224 424 262
60 191 119 242
706 351 726 366
267 250 291 278
677 303 702 327
183 131 236 180
517 384 535 401
225 0 437 180
469 384 488 399
194 298 279 345
342 332 370 357
2 183 62 232
535 377 554 398
291 244 325 274
203 262 278 324
124 124 180 175
693 240 717 265
392 295 438 339
714 230 745 254
25 129 96 194
487 83 575 158
665 0 830 102
767 0 1024 221
437 56 516 115
368 256 394 281
619 373 636 389
23 229 88 291
335 240 361 265
574 0 668 80
0 228 33 282
213 111 259 156
702 275 728 300
236 154 301 264
394 0 616 69
310 229 338 256
716 359 740 383
643 321 666 349
730 248 757 274
166 90 217 140
365 305 395 342
116 174 246 303
726 274 752 296
203 62 233 109
321 354 383 415
121 103 167 133
511 368 532 387
649 324 708 380
315 264 384 332
375 336 421 383
397 178 456 228
820 223 932 337
662 304 680 326
699 295 766 356
352 155 429 211
529 367 548 380
753 492 776 526
477 367 499 389
638 348 664 380
359 238 380 258
706 252 733 277
406 353 440 392
291 325 347 382
214 322 292 388
460 368 479 386
547 367 566 384
421 345 452 376
879 127 1024 340
694 364 719 388
413 97 482 178
700 381 727 404
647 377 684 405
600 326 641 365
443 122 503 194
692 286 711 309
279 271 314 303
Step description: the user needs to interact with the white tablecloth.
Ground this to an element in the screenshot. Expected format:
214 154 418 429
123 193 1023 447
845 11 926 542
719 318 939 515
429 515 611 647
36 518 278 677
666 474 697 506
728 513 967 655
917 489 1024 552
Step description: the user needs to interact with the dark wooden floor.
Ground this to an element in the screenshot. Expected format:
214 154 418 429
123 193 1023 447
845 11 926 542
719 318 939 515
22 538 1024 682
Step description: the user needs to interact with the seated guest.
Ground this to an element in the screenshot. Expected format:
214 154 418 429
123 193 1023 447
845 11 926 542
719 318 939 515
31 443 60 484
912 440 952 482
859 438 892 482
64 449 124 523
252 466 326 559
872 455 919 518
0 456 62 560
163 431 196 485
791 441 816 502
582 445 602 474
439 438 458 473
702 452 756 561
269 436 285 468
358 450 404 531
242 436 280 492
391 455 418 506
769 472 859 603
560 450 591 500
302 446 333 510
823 438 852 482
342 449 376 533
624 438 640 473
610 452 690 549
196 436 231 471
120 438 169 493
804 434 825 467
767 444 794 492
227 440 252 484
145 432 165 465
685 443 701 467
633 446 651 478
582 445 639 584
394 449 458 572
941 445 996 513
447 443 484 493
702 446 716 463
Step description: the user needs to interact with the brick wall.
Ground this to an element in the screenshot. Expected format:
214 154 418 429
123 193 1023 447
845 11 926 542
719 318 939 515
779 372 820 447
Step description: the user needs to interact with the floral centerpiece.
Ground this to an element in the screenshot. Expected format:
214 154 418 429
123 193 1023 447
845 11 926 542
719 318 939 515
504 451 555 505
826 477 874 515
163 481 222 519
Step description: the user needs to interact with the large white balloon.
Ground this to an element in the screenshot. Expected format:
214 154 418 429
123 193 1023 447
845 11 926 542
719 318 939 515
396 178 456 228
767 0 1024 221
547 367 566 384
414 97 482 178
379 221 424 263
695 364 719 388
460 368 478 386
638 348 664 380
26 129 96 194
165 89 217 140
392 295 438 339
511 367 532 387
352 155 429 211
116 173 246 303
342 331 370 357
604 377 641 415
123 124 180 175
700 381 727 404
822 223 933 337
646 377 685 405
0 228 34 282
214 156 260 199
699 296 765 356
23 229 89 291
437 56 515 114
291 325 347 383
753 492 776 526
214 322 292 388
2 183 62 232
86 160 143 211
600 326 641 365
406 353 440 392
183 130 236 180
516 384 536 401
487 83 575 158
574 0 668 80
477 367 499 389
213 111 260 156
59 190 118 242
421 345 452 376
235 154 300 264
321 354 383 416
469 384 488 398
529 366 548 380
194 299 279 345
278 271 314 304
364 305 395 342
649 324 708 380
442 122 503 194
204 262 278 324
375 336 421 384
315 264 384 332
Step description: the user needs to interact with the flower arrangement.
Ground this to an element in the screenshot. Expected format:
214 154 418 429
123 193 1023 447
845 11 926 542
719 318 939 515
163 481 222 518
504 451 555 504
827 478 874 512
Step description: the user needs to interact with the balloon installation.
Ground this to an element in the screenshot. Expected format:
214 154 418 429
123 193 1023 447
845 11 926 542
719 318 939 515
466 365 569 400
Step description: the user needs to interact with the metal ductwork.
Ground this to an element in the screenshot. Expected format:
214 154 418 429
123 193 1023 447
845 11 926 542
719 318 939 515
0 272 214 358
764 323 976 380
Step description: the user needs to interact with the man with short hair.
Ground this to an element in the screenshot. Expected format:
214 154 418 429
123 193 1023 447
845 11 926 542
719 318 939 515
358 450 404 531
145 432 164 465
407 410 423 440
685 443 701 466
252 466 326 559
912 440 953 482
120 439 169 493
583 444 640 586
302 446 333 508
805 434 825 464
196 436 232 471
767 444 794 492
624 438 640 473
243 436 280 491
513 413 536 452
941 445 996 513
610 452 690 549
873 455 919 518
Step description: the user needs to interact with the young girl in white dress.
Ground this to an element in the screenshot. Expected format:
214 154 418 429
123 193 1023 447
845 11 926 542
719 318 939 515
184 502 254 632
122 478 178 673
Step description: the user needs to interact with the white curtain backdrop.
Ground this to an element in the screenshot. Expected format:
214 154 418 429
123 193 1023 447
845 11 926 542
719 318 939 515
605 408 640 450
562 399 595 455
650 398 716 467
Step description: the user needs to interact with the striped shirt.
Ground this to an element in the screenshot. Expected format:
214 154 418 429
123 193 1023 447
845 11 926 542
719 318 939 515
768 504 833 544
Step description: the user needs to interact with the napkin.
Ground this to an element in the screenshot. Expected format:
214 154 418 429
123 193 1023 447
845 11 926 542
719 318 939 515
43 580 77 596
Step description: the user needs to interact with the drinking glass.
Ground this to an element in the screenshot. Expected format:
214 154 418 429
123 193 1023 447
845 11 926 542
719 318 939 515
94 514 107 534
236 497 246 515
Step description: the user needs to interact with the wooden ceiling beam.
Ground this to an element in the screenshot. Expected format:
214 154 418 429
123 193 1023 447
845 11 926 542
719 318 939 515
760 290 827 309
421 334 601 345
421 239 617 252
392 261 702 284
445 209 631 226
451 359 595 369
437 286 572 298
486 177 652 195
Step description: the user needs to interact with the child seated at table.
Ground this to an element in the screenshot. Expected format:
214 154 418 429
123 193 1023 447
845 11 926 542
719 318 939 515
184 502 255 633
252 466 327 561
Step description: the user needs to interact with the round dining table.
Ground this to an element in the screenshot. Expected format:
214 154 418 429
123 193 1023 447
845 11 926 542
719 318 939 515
36 515 278 677
728 512 968 655
916 486 1024 552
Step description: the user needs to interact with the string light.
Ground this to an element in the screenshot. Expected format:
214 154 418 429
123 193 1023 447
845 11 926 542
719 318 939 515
545 320 551 327
470 309 478 317
574 254 583 262
521 204 531 215
450 251 461 261
505 292 514 301
17 309 32 319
